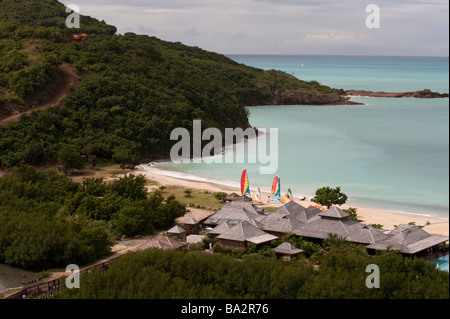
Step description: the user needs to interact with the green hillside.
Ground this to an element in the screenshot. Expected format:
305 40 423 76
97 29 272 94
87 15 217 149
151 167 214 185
0 0 350 169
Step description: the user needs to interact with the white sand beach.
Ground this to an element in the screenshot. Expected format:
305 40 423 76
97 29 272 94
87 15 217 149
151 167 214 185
134 165 449 237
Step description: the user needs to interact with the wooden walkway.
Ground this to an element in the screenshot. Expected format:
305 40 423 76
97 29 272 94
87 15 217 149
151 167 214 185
5 255 122 299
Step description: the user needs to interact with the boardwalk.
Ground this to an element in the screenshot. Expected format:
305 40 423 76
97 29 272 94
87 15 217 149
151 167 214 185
5 255 122 299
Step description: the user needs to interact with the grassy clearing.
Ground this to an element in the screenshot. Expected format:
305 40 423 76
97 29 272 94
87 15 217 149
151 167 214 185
158 185 224 210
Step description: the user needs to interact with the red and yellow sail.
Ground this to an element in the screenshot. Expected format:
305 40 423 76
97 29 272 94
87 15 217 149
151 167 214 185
241 169 250 196
270 176 281 203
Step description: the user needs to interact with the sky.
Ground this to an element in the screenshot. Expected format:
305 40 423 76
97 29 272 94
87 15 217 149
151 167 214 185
60 0 449 56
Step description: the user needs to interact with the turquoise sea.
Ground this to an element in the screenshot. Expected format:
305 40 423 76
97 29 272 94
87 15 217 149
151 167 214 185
150 55 449 220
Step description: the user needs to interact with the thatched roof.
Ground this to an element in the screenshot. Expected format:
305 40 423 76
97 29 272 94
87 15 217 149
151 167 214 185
167 225 186 234
273 242 304 255
218 221 278 244
366 224 449 254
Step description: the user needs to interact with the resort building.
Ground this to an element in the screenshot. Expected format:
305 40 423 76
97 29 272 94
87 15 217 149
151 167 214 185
204 201 266 228
366 224 449 258
167 225 187 242
293 206 383 243
217 220 278 250
204 200 449 259
183 217 200 235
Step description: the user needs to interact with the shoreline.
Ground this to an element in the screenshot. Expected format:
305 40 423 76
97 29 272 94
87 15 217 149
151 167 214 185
135 164 449 237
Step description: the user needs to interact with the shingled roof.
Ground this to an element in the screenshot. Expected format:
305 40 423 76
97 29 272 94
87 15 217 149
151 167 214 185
218 221 278 245
183 217 199 225
207 222 231 236
262 214 306 234
366 224 449 254
273 242 304 256
136 234 188 251
318 206 350 219
346 224 390 245
204 201 266 226
167 225 186 234
259 201 320 226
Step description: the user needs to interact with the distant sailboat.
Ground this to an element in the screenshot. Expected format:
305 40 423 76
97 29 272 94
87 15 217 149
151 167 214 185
281 188 294 202
270 176 281 203
254 187 263 202
301 62 305 67
241 169 250 197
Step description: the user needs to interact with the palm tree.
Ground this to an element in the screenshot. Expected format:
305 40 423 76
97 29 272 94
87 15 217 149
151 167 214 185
323 233 349 252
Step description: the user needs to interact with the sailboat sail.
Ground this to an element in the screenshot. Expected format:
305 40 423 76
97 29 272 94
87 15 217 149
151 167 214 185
241 169 250 196
254 187 263 202
281 193 294 202
271 176 281 203
287 188 293 198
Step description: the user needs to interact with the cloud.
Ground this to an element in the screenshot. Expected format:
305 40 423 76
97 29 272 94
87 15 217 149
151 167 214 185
59 0 448 56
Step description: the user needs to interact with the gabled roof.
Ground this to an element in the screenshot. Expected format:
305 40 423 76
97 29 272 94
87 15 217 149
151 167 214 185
319 206 350 219
167 225 186 234
366 224 449 254
273 242 304 255
218 221 278 244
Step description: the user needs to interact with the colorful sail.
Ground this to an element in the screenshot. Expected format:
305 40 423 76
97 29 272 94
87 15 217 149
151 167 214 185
254 187 263 202
281 193 294 202
271 176 281 203
287 188 293 198
270 176 278 197
240 169 250 196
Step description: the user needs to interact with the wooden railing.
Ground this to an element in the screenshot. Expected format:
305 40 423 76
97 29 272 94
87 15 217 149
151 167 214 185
5 255 122 299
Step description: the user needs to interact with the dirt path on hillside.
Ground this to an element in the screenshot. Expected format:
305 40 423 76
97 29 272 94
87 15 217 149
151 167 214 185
0 62 81 125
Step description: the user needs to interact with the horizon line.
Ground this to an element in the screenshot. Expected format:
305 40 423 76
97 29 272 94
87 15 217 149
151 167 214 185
224 53 450 59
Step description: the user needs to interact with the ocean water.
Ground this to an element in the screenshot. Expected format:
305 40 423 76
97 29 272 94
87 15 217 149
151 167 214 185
150 55 449 220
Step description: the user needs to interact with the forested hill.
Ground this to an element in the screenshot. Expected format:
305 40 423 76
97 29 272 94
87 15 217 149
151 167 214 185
0 0 351 168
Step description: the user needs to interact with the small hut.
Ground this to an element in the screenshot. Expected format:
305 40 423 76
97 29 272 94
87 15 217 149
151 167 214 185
183 217 200 235
167 225 187 242
224 193 252 202
273 242 304 261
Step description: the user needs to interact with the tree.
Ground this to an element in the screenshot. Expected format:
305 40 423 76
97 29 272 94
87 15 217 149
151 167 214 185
184 189 193 198
112 148 139 169
343 207 362 222
311 186 348 209
57 145 85 174
214 192 228 202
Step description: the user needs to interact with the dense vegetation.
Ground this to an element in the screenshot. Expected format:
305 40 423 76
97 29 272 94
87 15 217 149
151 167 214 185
57 244 449 299
0 0 349 169
0 166 185 270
